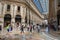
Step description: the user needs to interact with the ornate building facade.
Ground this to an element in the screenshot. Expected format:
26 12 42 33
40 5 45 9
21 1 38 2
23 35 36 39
0 0 44 30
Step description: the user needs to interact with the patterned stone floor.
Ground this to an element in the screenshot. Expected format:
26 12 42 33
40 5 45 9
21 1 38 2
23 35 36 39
0 29 59 40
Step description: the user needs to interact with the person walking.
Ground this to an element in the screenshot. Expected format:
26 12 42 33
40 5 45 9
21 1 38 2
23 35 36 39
16 23 19 31
33 25 35 30
37 24 40 33
6 24 10 32
20 24 24 33
29 24 32 33
9 24 13 32
45 25 49 33
27 24 29 31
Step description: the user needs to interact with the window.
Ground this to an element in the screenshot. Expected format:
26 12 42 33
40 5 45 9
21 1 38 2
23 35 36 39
17 6 20 12
7 5 10 11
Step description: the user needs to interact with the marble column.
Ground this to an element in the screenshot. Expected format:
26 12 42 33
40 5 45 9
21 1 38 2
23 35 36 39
3 4 7 15
27 8 29 24
11 4 15 31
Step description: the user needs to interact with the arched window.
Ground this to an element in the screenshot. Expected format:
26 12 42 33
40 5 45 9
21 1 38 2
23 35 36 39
17 6 20 12
7 5 10 11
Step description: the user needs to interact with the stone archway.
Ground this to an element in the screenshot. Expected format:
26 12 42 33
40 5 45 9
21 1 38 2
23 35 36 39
57 10 60 25
15 15 21 23
4 14 11 27
15 15 21 26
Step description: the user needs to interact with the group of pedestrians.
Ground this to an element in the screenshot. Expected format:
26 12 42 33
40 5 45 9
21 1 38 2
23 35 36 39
27 24 33 32
27 24 41 33
5 23 41 33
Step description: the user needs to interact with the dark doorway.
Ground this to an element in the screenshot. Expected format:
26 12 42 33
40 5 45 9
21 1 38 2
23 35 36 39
15 15 21 23
4 14 11 27
15 15 21 27
25 16 27 23
57 10 60 25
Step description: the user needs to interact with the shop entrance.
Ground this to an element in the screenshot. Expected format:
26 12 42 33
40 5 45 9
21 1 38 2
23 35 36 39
15 15 21 26
4 14 11 27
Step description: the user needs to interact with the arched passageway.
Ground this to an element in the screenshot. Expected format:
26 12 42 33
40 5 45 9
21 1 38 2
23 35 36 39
15 15 21 23
15 15 21 26
4 14 11 27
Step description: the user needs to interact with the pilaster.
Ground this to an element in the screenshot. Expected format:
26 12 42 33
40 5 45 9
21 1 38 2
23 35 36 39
20 6 25 25
3 3 7 15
